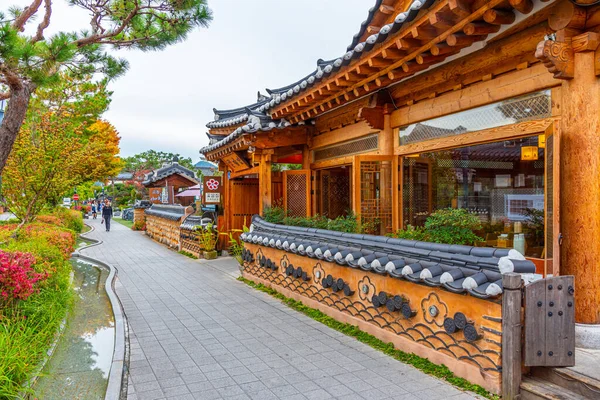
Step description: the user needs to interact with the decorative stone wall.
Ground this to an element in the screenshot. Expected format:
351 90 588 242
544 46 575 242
180 215 205 258
240 216 537 394
144 205 192 249
133 200 152 225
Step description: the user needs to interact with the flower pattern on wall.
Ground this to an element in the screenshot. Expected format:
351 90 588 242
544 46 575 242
421 292 448 327
358 275 376 302
312 263 325 285
280 254 290 273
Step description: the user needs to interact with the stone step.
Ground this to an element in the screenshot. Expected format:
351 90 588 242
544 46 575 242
532 366 600 399
520 377 591 400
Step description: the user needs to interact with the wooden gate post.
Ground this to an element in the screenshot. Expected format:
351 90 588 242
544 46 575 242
502 273 523 399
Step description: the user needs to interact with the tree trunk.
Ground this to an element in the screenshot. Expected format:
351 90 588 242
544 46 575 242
0 83 33 174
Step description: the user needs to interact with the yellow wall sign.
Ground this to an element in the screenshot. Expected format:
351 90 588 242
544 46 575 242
521 146 539 161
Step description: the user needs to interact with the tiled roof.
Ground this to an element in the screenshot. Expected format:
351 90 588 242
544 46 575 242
200 109 291 154
145 204 187 221
241 215 536 299
194 158 217 169
263 0 435 107
347 0 385 51
206 92 271 129
200 0 437 155
142 162 198 185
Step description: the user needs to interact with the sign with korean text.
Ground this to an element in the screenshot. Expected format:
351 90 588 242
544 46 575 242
203 176 223 205
149 188 163 204
222 153 250 173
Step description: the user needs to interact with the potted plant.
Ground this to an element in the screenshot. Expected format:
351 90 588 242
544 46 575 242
200 223 218 260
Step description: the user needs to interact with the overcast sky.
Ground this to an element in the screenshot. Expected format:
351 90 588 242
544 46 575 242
11 0 374 162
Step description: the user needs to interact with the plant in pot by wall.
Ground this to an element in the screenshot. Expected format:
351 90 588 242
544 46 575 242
200 223 218 260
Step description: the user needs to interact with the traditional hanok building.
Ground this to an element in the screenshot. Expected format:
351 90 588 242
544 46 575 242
142 161 199 206
201 0 600 352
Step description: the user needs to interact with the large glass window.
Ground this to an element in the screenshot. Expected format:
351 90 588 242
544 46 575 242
399 90 551 145
402 135 546 258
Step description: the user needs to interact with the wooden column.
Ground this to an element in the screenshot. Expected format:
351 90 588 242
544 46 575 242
302 145 311 169
258 150 273 216
379 113 395 156
221 163 231 233
502 273 523 399
560 47 600 324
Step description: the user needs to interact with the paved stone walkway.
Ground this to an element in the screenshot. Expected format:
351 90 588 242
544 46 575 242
82 218 480 400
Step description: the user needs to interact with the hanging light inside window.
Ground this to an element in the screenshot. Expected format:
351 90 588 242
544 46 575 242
538 134 546 148
521 146 539 161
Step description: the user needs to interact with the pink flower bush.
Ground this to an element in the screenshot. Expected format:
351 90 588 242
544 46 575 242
0 251 47 306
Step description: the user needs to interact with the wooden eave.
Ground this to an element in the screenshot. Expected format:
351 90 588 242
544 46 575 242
208 123 245 136
205 136 247 161
271 0 541 125
204 125 309 161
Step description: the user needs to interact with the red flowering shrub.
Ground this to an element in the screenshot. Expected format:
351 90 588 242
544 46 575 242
36 215 62 226
132 220 146 231
0 251 47 307
21 223 76 259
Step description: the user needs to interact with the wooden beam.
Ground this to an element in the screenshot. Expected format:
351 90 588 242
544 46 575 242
509 0 534 15
391 64 559 128
390 23 550 101
396 117 556 155
483 9 516 25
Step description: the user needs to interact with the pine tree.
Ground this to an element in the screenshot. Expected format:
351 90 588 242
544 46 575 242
0 0 212 172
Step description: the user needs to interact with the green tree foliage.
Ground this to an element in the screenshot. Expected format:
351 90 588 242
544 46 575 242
2 74 121 223
0 0 212 173
122 150 195 172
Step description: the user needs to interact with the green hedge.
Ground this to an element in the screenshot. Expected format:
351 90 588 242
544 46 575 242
0 210 80 398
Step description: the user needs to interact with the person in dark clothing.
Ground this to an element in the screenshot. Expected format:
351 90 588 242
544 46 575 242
102 200 113 232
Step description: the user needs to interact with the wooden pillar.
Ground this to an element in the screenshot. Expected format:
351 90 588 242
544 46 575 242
502 273 523 399
379 114 394 156
258 150 273 216
560 48 600 324
221 163 231 232
302 145 311 169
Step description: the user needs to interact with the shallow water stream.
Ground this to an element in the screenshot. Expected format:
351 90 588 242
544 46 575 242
33 258 115 399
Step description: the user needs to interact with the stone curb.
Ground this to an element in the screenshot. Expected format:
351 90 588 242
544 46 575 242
73 224 129 400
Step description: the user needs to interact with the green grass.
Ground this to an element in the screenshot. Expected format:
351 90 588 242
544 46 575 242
0 265 73 398
179 250 198 259
238 277 499 400
112 217 134 229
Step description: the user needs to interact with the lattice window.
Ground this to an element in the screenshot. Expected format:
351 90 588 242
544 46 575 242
286 174 307 217
360 161 392 235
399 90 552 145
313 134 378 162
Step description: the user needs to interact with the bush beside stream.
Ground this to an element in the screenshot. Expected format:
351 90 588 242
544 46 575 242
0 209 82 398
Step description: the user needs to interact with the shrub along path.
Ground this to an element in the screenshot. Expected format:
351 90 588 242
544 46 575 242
82 218 479 400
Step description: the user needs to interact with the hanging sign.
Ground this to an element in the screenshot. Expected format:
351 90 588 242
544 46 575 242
203 176 223 204
149 188 162 204
222 153 250 173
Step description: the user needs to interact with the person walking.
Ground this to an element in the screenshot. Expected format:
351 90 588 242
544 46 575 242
91 201 97 219
102 200 113 232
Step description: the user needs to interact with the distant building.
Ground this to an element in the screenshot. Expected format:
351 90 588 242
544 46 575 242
194 155 217 176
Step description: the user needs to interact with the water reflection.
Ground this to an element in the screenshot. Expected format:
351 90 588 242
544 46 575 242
33 259 115 399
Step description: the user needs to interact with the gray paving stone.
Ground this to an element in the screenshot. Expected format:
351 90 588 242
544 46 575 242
81 219 479 400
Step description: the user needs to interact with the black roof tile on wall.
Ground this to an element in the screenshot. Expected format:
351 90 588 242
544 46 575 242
241 215 536 299
145 204 188 221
